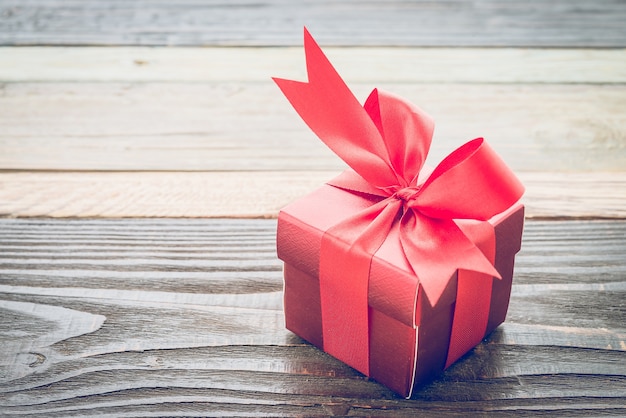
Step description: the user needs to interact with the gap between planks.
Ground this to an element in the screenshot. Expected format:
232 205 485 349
0 171 624 219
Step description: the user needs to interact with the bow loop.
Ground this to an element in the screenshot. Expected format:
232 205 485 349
364 89 435 188
412 138 525 221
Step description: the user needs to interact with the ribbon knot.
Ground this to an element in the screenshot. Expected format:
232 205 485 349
393 186 421 203
274 28 525 378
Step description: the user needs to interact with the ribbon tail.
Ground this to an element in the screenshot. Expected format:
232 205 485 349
445 219 498 367
400 212 499 306
272 28 397 188
400 212 500 368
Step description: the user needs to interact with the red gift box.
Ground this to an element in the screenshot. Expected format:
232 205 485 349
277 178 524 397
273 29 525 398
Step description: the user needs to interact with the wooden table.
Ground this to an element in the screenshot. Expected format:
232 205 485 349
1 1 625 416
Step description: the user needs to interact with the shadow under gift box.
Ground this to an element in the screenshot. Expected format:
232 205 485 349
277 173 525 398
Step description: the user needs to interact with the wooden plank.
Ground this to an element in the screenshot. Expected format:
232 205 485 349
1 82 625 172
2 47 625 84
0 218 624 415
0 171 625 219
1 0 625 47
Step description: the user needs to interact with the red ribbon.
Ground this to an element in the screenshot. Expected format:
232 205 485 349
274 28 524 376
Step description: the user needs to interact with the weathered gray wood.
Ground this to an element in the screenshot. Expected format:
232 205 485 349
1 0 625 47
2 47 625 84
1 82 625 172
0 219 624 416
0 171 625 219
1 47 624 220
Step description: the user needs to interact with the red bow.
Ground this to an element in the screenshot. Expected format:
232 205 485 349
274 28 524 376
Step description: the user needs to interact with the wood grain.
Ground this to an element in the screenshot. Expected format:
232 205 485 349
0 171 625 219
2 1 624 415
1 0 625 47
2 47 625 84
1 82 625 172
0 218 624 416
